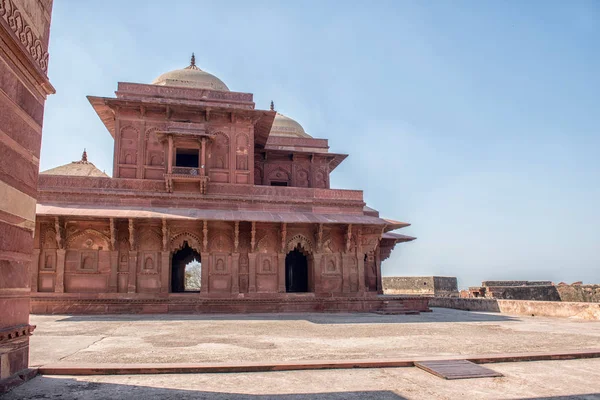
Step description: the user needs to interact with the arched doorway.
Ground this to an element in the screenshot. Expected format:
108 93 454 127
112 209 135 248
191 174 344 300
285 247 309 293
171 241 201 293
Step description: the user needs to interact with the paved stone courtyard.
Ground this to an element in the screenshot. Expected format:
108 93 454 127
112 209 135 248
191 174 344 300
6 359 600 399
30 308 600 366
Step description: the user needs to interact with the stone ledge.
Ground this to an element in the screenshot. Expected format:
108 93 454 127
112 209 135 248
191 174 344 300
36 349 600 376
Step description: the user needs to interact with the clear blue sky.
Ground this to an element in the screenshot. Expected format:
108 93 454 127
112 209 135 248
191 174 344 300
40 1 599 288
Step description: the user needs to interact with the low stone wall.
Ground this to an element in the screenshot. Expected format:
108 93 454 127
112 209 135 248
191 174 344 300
557 285 600 303
430 297 600 320
383 276 458 297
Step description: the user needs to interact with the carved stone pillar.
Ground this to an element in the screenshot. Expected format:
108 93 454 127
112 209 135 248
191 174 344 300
356 248 365 293
200 252 209 293
127 251 138 293
248 253 257 293
109 251 118 292
341 253 351 293
375 245 383 294
167 134 173 174
54 249 66 293
277 252 286 293
160 251 170 294
231 253 240 294
31 249 41 293
312 254 322 293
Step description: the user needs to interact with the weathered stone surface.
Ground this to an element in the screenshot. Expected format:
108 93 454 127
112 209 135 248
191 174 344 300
430 298 600 320
383 276 458 297
556 284 600 303
0 0 53 392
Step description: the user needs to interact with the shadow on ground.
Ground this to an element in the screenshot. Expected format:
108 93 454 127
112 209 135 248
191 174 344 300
4 376 407 400
53 309 519 324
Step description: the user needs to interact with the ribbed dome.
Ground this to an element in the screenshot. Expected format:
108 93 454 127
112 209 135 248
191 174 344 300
270 112 312 138
152 54 229 91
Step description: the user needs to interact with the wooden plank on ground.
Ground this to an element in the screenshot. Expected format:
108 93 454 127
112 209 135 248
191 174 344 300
415 359 503 380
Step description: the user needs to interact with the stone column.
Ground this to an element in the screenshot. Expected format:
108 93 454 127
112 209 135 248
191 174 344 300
312 254 323 293
200 252 209 293
108 251 118 292
31 250 41 293
341 253 351 293
375 246 383 295
167 134 173 174
54 249 66 293
127 251 138 293
248 253 257 293
160 251 170 294
200 137 207 177
356 249 366 293
277 253 286 293
231 253 240 294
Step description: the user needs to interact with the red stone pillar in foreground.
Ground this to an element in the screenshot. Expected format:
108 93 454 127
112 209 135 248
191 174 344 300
0 0 54 391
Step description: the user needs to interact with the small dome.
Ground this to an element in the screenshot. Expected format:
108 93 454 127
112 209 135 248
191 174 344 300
270 112 312 138
40 149 108 178
152 54 229 91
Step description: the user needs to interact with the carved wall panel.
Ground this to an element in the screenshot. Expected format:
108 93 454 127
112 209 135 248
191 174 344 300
254 161 263 185
120 125 139 165
295 167 310 188
41 250 55 271
210 232 233 253
236 133 249 171
208 253 231 293
145 127 165 166
267 167 290 185
209 132 229 169
238 253 249 294
314 168 328 188
138 229 162 251
66 229 111 251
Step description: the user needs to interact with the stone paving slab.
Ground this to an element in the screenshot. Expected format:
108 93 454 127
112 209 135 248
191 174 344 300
36 349 600 375
5 359 600 399
29 308 600 366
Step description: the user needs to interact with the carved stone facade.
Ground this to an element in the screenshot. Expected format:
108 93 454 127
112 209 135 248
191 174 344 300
0 0 54 390
31 56 424 315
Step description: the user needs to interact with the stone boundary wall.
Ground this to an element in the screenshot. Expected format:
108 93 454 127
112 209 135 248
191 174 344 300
430 298 600 321
383 276 458 297
557 285 600 303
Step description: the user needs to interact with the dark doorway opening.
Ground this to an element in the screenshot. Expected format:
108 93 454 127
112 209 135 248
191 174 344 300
175 148 199 168
270 181 288 187
285 248 309 292
171 241 201 293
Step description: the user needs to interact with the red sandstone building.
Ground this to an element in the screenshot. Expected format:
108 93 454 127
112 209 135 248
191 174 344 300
31 56 427 314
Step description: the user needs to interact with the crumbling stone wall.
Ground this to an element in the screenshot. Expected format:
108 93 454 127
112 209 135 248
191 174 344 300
383 276 458 297
469 281 560 301
557 284 600 303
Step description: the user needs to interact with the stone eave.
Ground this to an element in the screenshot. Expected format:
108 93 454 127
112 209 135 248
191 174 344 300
87 96 276 145
259 148 348 172
35 203 393 227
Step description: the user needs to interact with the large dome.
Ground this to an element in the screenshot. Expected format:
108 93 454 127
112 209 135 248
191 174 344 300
152 54 229 91
270 112 312 138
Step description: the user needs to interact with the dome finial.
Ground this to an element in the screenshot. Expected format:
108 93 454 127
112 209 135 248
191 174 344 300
270 100 275 111
82 148 88 163
190 53 196 67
